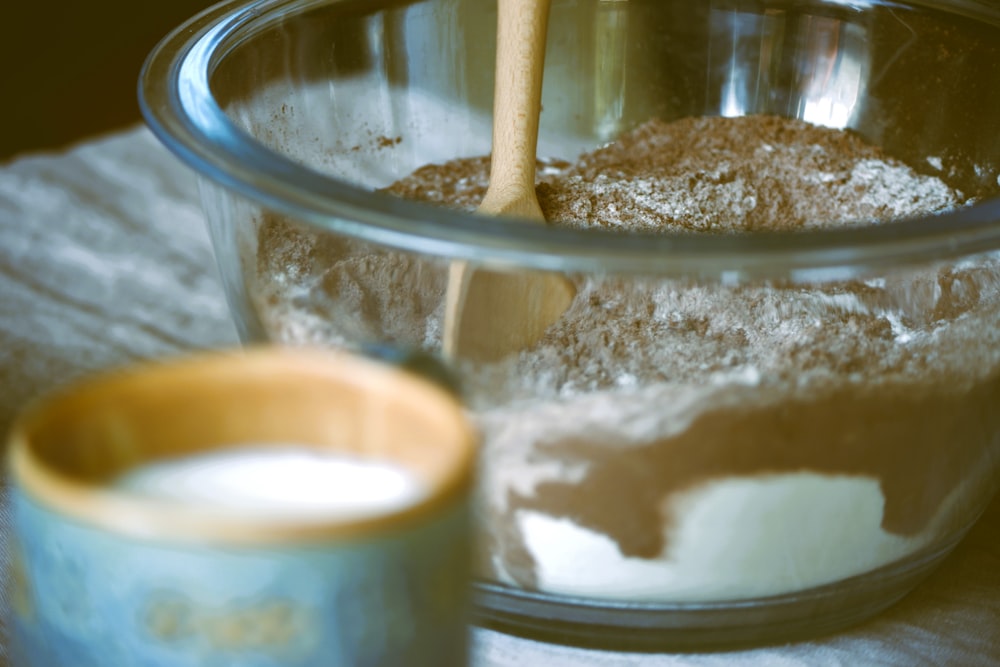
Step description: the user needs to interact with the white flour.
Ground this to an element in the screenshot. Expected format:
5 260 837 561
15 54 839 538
113 447 425 519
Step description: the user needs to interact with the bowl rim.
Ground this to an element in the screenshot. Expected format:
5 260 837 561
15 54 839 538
138 0 1000 279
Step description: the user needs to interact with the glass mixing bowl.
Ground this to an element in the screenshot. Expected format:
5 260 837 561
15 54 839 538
140 0 1000 649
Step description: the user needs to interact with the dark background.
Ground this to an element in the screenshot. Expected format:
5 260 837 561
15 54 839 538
1 0 217 162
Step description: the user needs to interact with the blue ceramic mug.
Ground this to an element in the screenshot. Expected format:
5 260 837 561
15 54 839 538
7 347 475 667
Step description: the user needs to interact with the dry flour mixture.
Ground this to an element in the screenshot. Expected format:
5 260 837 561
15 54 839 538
251 116 1000 601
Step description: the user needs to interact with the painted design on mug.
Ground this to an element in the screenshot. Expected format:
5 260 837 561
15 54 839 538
142 591 318 655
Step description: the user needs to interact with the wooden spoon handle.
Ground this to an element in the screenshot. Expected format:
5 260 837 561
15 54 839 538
488 0 552 199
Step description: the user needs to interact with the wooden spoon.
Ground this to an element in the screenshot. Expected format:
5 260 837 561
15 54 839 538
441 0 576 363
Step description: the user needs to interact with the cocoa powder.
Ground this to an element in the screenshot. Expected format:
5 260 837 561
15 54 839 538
383 115 965 231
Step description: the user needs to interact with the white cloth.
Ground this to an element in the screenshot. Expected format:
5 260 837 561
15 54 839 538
0 127 997 666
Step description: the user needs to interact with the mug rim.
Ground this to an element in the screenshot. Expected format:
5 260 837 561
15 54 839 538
7 347 476 545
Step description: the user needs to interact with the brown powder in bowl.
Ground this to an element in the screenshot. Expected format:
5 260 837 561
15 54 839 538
252 115 1000 600
383 115 964 231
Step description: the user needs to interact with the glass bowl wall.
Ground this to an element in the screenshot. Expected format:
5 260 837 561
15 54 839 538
141 0 1000 649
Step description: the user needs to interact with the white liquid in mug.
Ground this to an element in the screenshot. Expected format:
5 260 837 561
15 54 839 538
112 446 427 519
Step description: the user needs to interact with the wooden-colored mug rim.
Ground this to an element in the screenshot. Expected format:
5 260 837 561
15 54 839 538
7 346 476 545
